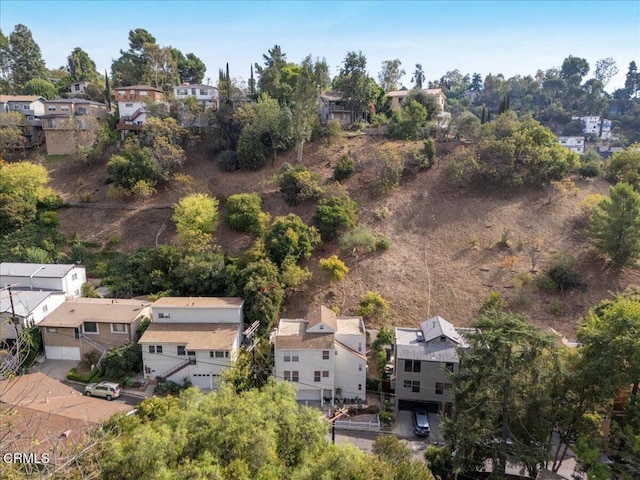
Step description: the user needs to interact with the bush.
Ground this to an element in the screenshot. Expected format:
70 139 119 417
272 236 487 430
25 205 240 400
313 194 357 241
358 291 389 320
423 138 436 168
226 193 269 237
481 291 504 312
153 380 186 396
547 264 586 291
333 155 354 182
319 255 349 282
536 273 559 292
102 342 142 380
277 163 323 205
325 120 342 144
370 113 388 127
264 214 321 267
216 150 238 172
578 160 602 178
237 131 269 170
370 145 405 195
339 225 389 256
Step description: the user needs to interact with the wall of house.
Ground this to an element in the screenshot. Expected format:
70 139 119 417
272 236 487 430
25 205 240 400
44 130 97 156
60 268 87 298
117 101 145 119
142 344 233 384
334 344 366 400
152 307 243 324
394 358 456 408
42 327 80 348
0 292 68 340
0 272 81 294
274 347 335 400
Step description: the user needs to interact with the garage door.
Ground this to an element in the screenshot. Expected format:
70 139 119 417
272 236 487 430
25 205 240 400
398 400 440 413
191 373 212 389
45 346 81 360
297 389 321 401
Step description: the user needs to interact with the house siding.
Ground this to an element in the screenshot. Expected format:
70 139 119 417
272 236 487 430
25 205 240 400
0 267 86 298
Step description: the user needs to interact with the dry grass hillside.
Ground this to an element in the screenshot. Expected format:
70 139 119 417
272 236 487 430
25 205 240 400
36 133 638 338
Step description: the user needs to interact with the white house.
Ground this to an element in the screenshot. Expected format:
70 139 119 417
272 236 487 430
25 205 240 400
0 290 66 342
114 85 165 132
138 297 244 390
69 81 90 96
0 95 46 116
558 136 585 155
572 115 613 139
173 84 219 110
272 306 367 405
0 263 86 299
394 316 473 415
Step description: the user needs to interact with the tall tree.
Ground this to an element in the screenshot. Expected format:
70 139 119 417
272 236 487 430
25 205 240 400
589 182 640 267
21 78 57 99
378 59 405 91
333 50 377 123
624 61 639 98
8 24 47 89
67 47 99 83
443 308 556 479
411 63 425 89
560 55 590 85
594 57 619 88
0 29 10 90
470 72 483 92
254 45 299 106
171 48 206 84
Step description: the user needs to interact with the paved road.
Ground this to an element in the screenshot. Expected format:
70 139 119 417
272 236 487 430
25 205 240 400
68 383 142 407
328 430 430 461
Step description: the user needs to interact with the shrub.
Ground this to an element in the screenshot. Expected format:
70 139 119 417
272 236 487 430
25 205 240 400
237 131 269 170
536 273 559 292
277 163 323 205
216 150 238 171
547 264 586 291
339 225 390 256
333 155 354 182
226 193 269 237
81 282 100 298
365 145 405 195
498 228 512 250
264 214 321 267
358 291 389 320
313 194 358 241
102 342 142 380
605 144 640 189
348 121 367 132
423 138 436 168
481 291 504 312
375 236 391 251
370 113 388 127
578 160 602 178
153 380 186 396
325 120 342 144
319 255 349 282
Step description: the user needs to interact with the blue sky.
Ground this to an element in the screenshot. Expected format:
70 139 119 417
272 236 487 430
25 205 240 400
1 0 639 92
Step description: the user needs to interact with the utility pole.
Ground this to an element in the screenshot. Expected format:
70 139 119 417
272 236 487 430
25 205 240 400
327 407 349 444
243 321 260 386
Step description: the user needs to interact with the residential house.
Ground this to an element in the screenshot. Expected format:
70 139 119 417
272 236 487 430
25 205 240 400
319 92 358 126
387 88 447 112
0 95 46 146
0 263 87 299
572 115 613 139
138 297 245 389
597 145 625 160
40 99 109 155
272 305 367 405
558 136 585 155
114 85 165 132
0 289 66 343
69 81 90 96
393 316 471 415
172 84 219 128
38 298 150 361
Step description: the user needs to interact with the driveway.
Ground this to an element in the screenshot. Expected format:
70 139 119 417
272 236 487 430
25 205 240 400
392 409 445 444
32 358 79 381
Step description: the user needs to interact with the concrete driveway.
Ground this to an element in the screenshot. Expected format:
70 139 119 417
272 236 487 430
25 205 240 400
392 409 445 444
32 358 79 381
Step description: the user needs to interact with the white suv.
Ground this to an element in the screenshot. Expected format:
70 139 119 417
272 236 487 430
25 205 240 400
84 381 121 400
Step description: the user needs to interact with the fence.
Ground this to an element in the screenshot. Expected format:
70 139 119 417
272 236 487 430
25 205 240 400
333 416 381 432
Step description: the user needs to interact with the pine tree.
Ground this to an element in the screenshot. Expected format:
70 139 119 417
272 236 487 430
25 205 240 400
8 24 47 89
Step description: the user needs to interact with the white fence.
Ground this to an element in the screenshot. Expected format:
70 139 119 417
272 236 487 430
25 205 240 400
334 416 381 432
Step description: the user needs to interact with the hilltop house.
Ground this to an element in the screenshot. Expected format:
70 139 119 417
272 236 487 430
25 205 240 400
40 98 109 155
0 95 46 147
393 316 472 415
114 85 165 132
0 263 86 299
139 297 244 389
69 81 90 96
572 115 613 139
172 84 219 128
558 136 585 155
0 290 66 343
38 298 150 361
272 306 367 405
387 88 447 112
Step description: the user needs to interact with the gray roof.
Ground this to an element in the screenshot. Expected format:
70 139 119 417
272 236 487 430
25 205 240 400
0 290 64 317
395 316 471 363
44 98 107 106
1 263 82 280
420 316 463 343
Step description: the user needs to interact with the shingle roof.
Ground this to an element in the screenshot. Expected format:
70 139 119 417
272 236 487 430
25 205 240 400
138 322 239 350
0 263 81 279
307 305 337 330
276 332 334 350
0 95 44 103
152 297 244 308
44 98 107 106
114 85 163 92
420 316 462 343
38 299 149 327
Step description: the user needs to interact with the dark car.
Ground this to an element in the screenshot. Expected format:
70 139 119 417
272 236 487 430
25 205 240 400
413 409 430 437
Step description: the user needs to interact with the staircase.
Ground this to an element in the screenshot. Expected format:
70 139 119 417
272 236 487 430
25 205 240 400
80 335 108 367
158 359 192 381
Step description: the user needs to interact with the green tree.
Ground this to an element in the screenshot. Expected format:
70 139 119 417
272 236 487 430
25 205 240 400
411 64 425 89
67 47 100 83
277 163 322 205
606 144 640 189
0 111 27 153
589 182 640 267
264 214 320 267
560 55 590 85
0 161 52 233
171 48 206 84
21 77 57 99
378 59 405 92
225 193 269 237
313 194 358 240
444 309 556 478
624 61 638 98
333 51 377 123
319 255 349 282
172 193 219 248
358 291 389 321
8 24 47 89
254 45 300 106
0 29 10 89
594 58 619 88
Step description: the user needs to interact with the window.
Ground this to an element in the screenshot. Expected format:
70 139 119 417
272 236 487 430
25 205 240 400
139 91 147 96
71 273 78 281
314 371 321 382
358 342 362 352
412 381 420 393
200 89 208 95
149 345 155 353
319 324 324 330
187 350 195 356
177 345 186 356
440 336 447 342
191 88 196 95
435 382 444 395
445 362 454 373
74 290 80 297
404 360 420 373
291 371 299 382
358 384 362 391
46 327 57 333
23 104 28 110
61 106 69 111
42 305 48 314
75 84 80 91
284 371 291 381
404 380 412 388
322 350 330 360
291 350 299 362
210 350 228 358
48 106 56 111
359 364 363 371
158 312 170 319
322 371 329 378
83 322 98 334
125 103 134 107
111 323 127 334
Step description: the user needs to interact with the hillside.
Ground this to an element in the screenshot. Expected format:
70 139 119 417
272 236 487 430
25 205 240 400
40 134 635 337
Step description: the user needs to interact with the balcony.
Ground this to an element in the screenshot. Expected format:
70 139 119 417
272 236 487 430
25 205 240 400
116 121 144 131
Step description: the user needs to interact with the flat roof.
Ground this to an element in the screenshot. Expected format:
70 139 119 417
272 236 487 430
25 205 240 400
39 299 149 327
114 85 163 92
152 297 244 308
276 333 334 350
1 262 82 279
138 323 239 350
336 317 364 335
0 95 44 102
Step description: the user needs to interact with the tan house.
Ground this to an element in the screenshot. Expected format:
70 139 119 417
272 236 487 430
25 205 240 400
40 99 108 155
387 88 446 111
114 85 165 132
39 298 150 361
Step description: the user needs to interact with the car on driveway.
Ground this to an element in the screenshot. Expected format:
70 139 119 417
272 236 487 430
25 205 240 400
84 381 121 400
413 409 430 437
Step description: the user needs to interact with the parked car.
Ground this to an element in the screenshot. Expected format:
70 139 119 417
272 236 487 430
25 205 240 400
413 409 430 437
84 381 121 400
